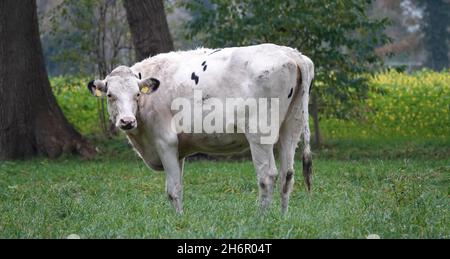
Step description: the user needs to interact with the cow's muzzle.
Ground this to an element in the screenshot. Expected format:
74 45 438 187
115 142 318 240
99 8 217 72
118 116 137 131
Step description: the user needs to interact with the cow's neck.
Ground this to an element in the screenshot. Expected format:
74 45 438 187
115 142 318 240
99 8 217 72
125 118 162 170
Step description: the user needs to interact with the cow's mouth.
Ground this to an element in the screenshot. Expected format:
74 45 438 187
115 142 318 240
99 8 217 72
120 124 136 131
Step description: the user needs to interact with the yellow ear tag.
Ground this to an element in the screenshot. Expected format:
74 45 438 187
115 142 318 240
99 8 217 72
94 89 103 97
140 86 150 94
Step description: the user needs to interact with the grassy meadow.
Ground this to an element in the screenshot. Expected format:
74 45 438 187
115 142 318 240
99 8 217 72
0 138 448 238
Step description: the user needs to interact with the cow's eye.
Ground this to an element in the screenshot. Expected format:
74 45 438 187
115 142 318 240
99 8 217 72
137 93 141 97
107 94 112 98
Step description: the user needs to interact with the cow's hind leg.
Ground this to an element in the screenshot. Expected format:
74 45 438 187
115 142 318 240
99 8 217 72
278 128 299 213
248 140 278 211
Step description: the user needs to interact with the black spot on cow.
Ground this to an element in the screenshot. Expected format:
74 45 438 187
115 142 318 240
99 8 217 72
259 181 266 190
286 171 293 182
283 170 294 194
288 88 293 98
201 61 208 72
258 70 270 80
191 72 199 85
209 48 223 55
202 94 211 102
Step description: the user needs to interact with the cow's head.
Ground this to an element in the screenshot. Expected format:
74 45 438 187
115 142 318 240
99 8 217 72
87 66 160 131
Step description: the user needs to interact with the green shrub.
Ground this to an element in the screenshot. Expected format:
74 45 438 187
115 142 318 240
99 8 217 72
50 76 100 135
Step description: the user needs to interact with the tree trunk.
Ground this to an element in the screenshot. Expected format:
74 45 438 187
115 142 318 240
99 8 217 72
421 0 450 71
123 0 174 61
0 0 96 160
311 92 322 147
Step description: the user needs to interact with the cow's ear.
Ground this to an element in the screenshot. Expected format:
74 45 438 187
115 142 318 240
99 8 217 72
87 80 107 97
139 77 160 94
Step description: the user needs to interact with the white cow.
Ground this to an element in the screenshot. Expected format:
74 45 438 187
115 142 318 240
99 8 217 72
87 44 314 213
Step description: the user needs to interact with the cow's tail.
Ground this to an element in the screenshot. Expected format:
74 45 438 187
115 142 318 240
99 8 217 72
297 55 314 192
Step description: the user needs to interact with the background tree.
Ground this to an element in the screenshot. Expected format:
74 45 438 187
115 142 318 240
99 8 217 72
373 0 425 70
44 0 133 77
124 0 174 61
183 0 390 145
417 0 450 71
0 0 95 159
44 0 134 134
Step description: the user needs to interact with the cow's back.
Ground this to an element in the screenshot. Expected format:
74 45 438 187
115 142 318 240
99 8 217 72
161 44 300 104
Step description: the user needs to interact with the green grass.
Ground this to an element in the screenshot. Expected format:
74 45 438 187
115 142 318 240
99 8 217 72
0 138 449 239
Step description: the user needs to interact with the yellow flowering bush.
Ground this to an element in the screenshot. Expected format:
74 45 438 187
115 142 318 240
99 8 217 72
322 70 450 140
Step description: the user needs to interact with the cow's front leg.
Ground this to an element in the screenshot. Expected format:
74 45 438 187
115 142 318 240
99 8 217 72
157 140 183 214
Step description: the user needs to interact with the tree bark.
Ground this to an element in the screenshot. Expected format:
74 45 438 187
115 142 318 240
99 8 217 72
123 0 174 61
0 0 96 160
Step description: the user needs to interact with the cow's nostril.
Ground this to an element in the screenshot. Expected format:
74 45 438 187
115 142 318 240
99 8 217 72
119 117 136 130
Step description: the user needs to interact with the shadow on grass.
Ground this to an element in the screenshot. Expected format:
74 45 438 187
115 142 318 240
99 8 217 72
82 135 450 162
